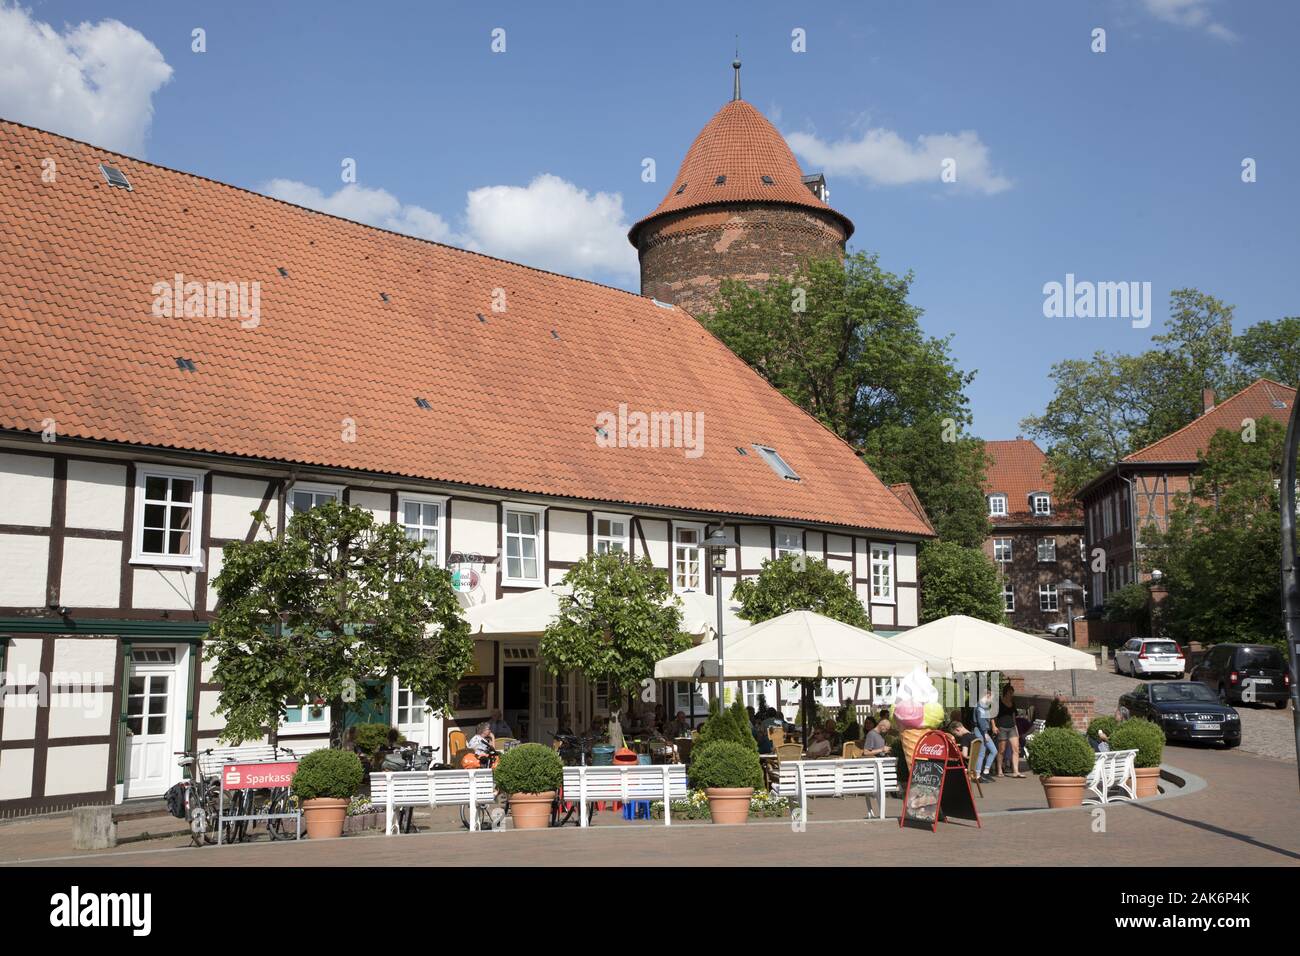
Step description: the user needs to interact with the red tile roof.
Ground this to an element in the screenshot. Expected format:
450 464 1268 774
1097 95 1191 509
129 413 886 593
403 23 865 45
888 483 935 534
1123 379 1295 463
0 119 930 537
627 100 853 245
982 438 1076 520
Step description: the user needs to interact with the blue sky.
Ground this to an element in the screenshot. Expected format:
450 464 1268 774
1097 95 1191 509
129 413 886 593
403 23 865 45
3 0 1297 439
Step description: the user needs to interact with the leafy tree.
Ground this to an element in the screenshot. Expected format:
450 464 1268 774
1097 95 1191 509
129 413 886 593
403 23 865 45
708 252 988 546
916 541 1006 624
730 554 871 628
1233 317 1300 389
208 501 473 746
1101 582 1152 632
539 553 690 728
1023 289 1238 496
1141 419 1288 646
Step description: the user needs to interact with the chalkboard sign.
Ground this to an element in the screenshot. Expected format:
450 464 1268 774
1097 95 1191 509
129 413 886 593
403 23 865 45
900 730 981 832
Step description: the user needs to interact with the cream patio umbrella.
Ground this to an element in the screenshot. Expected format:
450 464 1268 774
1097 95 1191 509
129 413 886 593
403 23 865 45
892 615 1097 673
461 586 746 638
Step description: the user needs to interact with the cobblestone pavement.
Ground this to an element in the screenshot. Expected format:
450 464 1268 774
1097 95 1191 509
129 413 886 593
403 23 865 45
1014 661 1297 762
2 744 1296 867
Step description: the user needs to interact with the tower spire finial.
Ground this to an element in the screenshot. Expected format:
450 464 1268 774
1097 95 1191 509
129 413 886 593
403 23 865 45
732 38 741 101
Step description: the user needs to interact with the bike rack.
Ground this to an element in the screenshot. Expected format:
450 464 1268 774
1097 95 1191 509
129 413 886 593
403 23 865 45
216 759 303 845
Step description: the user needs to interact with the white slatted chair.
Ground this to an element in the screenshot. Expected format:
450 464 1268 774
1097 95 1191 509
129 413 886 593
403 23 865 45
372 769 496 833
1083 749 1139 805
560 764 688 827
775 758 898 822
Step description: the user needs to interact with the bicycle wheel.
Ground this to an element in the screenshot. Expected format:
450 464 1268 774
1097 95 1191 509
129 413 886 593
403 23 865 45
196 780 220 845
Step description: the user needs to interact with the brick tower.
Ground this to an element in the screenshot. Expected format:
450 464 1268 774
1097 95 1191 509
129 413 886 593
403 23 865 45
629 59 854 317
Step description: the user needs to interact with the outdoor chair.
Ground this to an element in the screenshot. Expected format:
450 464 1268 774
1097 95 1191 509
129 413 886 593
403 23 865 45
674 737 692 763
448 729 467 756
842 741 863 759
776 743 803 763
768 727 785 749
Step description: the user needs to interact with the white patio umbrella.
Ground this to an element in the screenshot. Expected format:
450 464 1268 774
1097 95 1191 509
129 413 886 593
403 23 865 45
892 615 1097 673
461 585 746 638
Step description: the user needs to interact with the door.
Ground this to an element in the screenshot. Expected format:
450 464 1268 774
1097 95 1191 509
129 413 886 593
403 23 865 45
124 645 188 798
503 665 531 741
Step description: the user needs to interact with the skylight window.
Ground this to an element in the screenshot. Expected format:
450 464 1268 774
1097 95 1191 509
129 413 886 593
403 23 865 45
714 175 726 185
175 357 196 372
277 267 289 277
415 397 432 410
380 292 390 302
752 444 799 481
476 313 487 323
674 182 688 195
760 175 775 185
99 164 132 190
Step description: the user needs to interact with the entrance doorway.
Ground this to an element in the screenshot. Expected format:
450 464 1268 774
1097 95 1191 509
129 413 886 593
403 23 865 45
124 644 189 799
503 665 531 741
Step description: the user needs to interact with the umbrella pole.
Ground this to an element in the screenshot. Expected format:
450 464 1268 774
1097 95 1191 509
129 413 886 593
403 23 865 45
801 679 810 753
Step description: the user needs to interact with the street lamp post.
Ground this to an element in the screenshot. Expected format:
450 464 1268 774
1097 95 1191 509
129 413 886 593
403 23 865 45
1059 578 1086 697
704 525 737 709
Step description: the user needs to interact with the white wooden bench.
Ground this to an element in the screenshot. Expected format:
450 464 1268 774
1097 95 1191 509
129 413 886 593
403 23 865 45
776 758 898 821
197 744 300 779
1083 748 1138 805
561 764 688 827
371 769 497 833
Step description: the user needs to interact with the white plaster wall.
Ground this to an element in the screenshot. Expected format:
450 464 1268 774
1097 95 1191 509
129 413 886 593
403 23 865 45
639 518 669 567
1 692 38 739
0 749 34 800
349 489 390 523
198 690 224 732
871 602 896 628
60 538 122 607
739 523 769 570
896 589 919 628
205 546 224 609
209 475 273 540
897 542 918 584
0 534 48 605
47 691 114 738
52 638 116 676
548 509 587 562
449 500 497 557
132 568 197 610
43 743 109 796
806 530 825 558
826 534 851 558
64 459 126 531
0 453 53 526
4 637 42 675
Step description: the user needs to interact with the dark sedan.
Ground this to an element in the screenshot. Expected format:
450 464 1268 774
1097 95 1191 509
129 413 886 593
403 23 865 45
1118 681 1241 747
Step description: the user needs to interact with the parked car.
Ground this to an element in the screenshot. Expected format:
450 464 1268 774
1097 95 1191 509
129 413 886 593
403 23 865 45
1188 642 1291 708
1044 623 1071 643
1114 638 1185 678
1118 681 1241 747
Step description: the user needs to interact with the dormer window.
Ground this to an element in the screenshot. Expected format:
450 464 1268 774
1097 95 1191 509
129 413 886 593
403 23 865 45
988 494 1008 517
1031 493 1051 516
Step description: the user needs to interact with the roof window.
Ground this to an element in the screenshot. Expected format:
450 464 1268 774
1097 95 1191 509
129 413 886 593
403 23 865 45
175 358 196 372
752 444 799 481
415 397 432 410
760 175 775 185
714 175 726 185
674 182 688 195
99 164 132 190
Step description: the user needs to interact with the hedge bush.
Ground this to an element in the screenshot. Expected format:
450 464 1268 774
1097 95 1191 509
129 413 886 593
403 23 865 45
1026 727 1095 778
1109 717 1165 769
1087 715 1119 741
1045 698 1073 728
291 748 365 800
494 742 563 794
695 698 757 752
687 740 763 791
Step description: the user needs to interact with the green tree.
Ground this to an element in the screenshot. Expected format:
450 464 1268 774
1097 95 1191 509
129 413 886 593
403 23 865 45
1141 419 1288 646
1101 582 1152 633
1023 289 1238 496
1233 317 1300 388
208 501 473 746
539 553 690 730
708 252 988 546
916 541 1006 624
730 554 871 628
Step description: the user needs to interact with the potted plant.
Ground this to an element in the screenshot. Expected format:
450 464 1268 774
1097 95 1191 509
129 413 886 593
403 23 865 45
494 742 563 829
687 740 763 824
291 748 365 839
350 722 406 771
1109 717 1165 798
1026 726 1095 808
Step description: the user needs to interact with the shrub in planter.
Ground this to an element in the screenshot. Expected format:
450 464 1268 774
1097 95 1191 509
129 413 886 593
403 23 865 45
696 698 758 752
1086 715 1118 742
1026 726 1095 809
292 748 365 839
350 723 406 770
688 740 763 824
1109 717 1165 797
494 742 563 829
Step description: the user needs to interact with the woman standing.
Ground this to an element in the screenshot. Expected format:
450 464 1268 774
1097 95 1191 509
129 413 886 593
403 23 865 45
994 684 1024 777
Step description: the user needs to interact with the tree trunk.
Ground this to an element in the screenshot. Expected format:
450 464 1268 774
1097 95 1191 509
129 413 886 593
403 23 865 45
330 696 345 750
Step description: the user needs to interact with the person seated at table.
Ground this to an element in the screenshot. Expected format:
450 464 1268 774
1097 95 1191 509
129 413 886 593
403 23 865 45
806 720 839 758
753 720 774 755
488 709 513 739
467 721 495 754
863 718 890 757
664 710 691 737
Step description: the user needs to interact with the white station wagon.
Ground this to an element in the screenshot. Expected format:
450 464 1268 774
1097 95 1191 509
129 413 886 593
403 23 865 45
1114 638 1186 679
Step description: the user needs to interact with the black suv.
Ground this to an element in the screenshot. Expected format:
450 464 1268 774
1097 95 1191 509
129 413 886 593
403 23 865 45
1188 643 1291 708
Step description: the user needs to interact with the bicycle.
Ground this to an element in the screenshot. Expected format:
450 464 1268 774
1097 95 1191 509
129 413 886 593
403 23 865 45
174 749 220 846
456 745 504 831
549 731 601 827
378 743 443 834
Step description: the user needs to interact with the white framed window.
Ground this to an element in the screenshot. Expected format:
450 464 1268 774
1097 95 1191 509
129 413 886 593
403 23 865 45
993 538 1012 563
593 512 630 555
672 522 705 592
288 481 341 515
400 494 446 566
394 682 426 727
502 503 545 586
988 494 1007 517
742 680 766 711
673 681 707 719
1002 582 1015 612
1037 537 1057 562
1031 493 1051 516
131 465 206 568
594 678 610 711
1038 584 1059 612
775 527 803 559
870 543 895 603
282 698 329 731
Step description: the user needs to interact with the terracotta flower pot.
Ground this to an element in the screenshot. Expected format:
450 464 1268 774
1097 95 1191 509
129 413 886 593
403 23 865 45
1040 775 1086 809
508 791 555 829
1134 767 1161 798
705 787 753 824
301 797 349 839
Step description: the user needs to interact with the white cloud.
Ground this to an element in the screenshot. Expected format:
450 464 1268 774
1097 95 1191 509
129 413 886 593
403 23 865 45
263 173 639 281
1140 0 1238 42
0 2 172 155
786 127 1012 196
